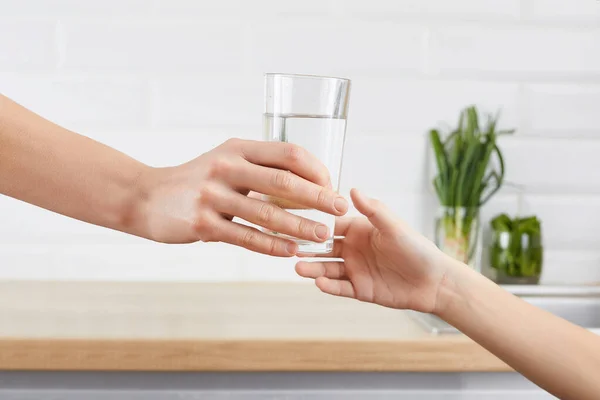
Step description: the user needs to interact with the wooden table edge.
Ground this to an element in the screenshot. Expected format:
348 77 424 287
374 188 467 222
0 338 512 372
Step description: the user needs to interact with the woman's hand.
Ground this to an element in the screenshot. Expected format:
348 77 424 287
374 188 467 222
138 138 348 256
295 188 449 313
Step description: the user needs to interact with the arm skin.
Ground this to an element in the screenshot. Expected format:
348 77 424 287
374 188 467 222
437 261 600 400
296 189 600 400
0 94 149 238
0 94 349 255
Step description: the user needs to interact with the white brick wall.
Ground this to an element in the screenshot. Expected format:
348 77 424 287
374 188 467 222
336 0 522 19
429 25 600 76
526 83 600 135
0 0 599 284
529 0 600 22
62 20 245 73
0 20 57 70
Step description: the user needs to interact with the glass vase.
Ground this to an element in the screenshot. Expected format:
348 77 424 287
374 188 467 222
435 206 482 271
490 229 543 285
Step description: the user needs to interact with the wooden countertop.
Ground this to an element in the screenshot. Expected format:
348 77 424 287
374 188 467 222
0 281 511 372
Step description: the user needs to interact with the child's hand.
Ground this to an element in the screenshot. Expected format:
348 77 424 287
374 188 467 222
296 189 451 313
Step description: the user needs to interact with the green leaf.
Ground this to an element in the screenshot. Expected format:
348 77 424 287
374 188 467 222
429 129 450 204
491 213 512 231
427 105 514 208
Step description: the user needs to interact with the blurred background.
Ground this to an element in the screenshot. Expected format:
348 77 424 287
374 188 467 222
0 0 599 285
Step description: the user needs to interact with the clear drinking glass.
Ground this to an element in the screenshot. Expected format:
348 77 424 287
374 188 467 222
262 73 351 254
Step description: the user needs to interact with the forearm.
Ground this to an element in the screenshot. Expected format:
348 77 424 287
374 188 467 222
0 94 150 238
436 260 600 400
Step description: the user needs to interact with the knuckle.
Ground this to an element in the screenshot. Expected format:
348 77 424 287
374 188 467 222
283 143 303 162
240 229 259 248
193 215 214 242
315 188 330 207
209 158 234 178
224 137 242 148
272 170 295 191
198 185 218 205
268 237 279 255
224 138 248 158
256 202 276 225
296 218 312 237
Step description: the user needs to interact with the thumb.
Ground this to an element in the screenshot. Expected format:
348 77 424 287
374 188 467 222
350 188 397 232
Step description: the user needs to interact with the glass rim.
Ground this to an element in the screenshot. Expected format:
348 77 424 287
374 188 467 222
264 72 351 83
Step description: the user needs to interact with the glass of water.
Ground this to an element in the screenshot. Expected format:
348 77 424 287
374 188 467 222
262 73 351 254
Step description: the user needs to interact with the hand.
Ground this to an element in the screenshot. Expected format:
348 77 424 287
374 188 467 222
295 189 450 313
137 138 348 256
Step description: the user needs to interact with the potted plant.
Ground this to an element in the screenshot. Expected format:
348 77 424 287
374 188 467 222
429 105 514 270
489 214 543 284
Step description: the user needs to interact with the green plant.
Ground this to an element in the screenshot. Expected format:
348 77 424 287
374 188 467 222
430 105 514 264
490 214 543 278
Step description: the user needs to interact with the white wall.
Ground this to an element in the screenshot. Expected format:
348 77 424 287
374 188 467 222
0 0 599 284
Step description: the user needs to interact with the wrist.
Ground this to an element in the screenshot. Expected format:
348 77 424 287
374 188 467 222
432 256 473 320
119 163 156 240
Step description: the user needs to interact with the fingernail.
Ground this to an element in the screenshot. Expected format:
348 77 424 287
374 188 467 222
286 242 298 255
334 197 348 213
315 225 329 240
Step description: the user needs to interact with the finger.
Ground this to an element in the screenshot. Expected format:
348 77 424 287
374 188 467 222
214 219 298 257
238 140 331 188
315 277 356 299
216 191 330 243
295 261 347 279
297 239 344 258
247 191 262 200
334 217 353 236
350 188 396 232
230 164 348 216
